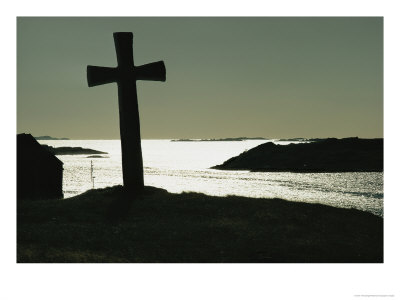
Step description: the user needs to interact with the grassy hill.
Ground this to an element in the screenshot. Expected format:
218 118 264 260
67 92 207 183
17 186 383 263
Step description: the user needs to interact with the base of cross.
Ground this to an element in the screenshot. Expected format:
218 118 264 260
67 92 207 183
123 184 144 198
109 185 144 219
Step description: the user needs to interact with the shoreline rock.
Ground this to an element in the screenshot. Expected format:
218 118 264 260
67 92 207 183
212 137 383 172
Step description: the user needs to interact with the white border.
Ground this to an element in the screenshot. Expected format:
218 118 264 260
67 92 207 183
3 1 399 300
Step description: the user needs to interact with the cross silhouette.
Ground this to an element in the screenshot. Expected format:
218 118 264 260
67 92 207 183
87 32 166 193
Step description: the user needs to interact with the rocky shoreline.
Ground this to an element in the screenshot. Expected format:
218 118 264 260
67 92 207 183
212 137 383 172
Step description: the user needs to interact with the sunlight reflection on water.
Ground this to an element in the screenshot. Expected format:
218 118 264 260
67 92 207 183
39 139 383 216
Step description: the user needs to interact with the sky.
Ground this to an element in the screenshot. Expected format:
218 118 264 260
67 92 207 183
17 17 383 139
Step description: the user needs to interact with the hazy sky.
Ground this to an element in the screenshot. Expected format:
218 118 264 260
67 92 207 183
17 17 383 139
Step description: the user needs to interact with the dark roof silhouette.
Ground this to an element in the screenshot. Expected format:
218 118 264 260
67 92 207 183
18 133 63 165
17 133 63 199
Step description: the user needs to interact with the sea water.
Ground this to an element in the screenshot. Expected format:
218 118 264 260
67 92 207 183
38 139 383 216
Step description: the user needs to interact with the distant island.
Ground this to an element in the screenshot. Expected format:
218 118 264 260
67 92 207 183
171 137 268 142
87 155 109 158
212 137 383 172
42 145 108 155
34 135 70 140
276 137 326 142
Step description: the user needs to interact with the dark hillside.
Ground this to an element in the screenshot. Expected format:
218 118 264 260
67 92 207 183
18 185 383 263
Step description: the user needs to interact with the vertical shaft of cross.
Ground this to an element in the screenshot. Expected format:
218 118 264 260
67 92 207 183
118 78 144 192
114 33 144 193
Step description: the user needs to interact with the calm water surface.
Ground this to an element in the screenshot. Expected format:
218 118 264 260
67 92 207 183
39 139 383 216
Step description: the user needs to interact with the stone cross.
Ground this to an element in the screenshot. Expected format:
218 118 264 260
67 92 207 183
87 32 166 193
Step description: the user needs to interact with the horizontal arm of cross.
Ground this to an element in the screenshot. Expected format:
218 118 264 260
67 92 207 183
87 62 166 86
87 66 118 87
135 61 166 82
